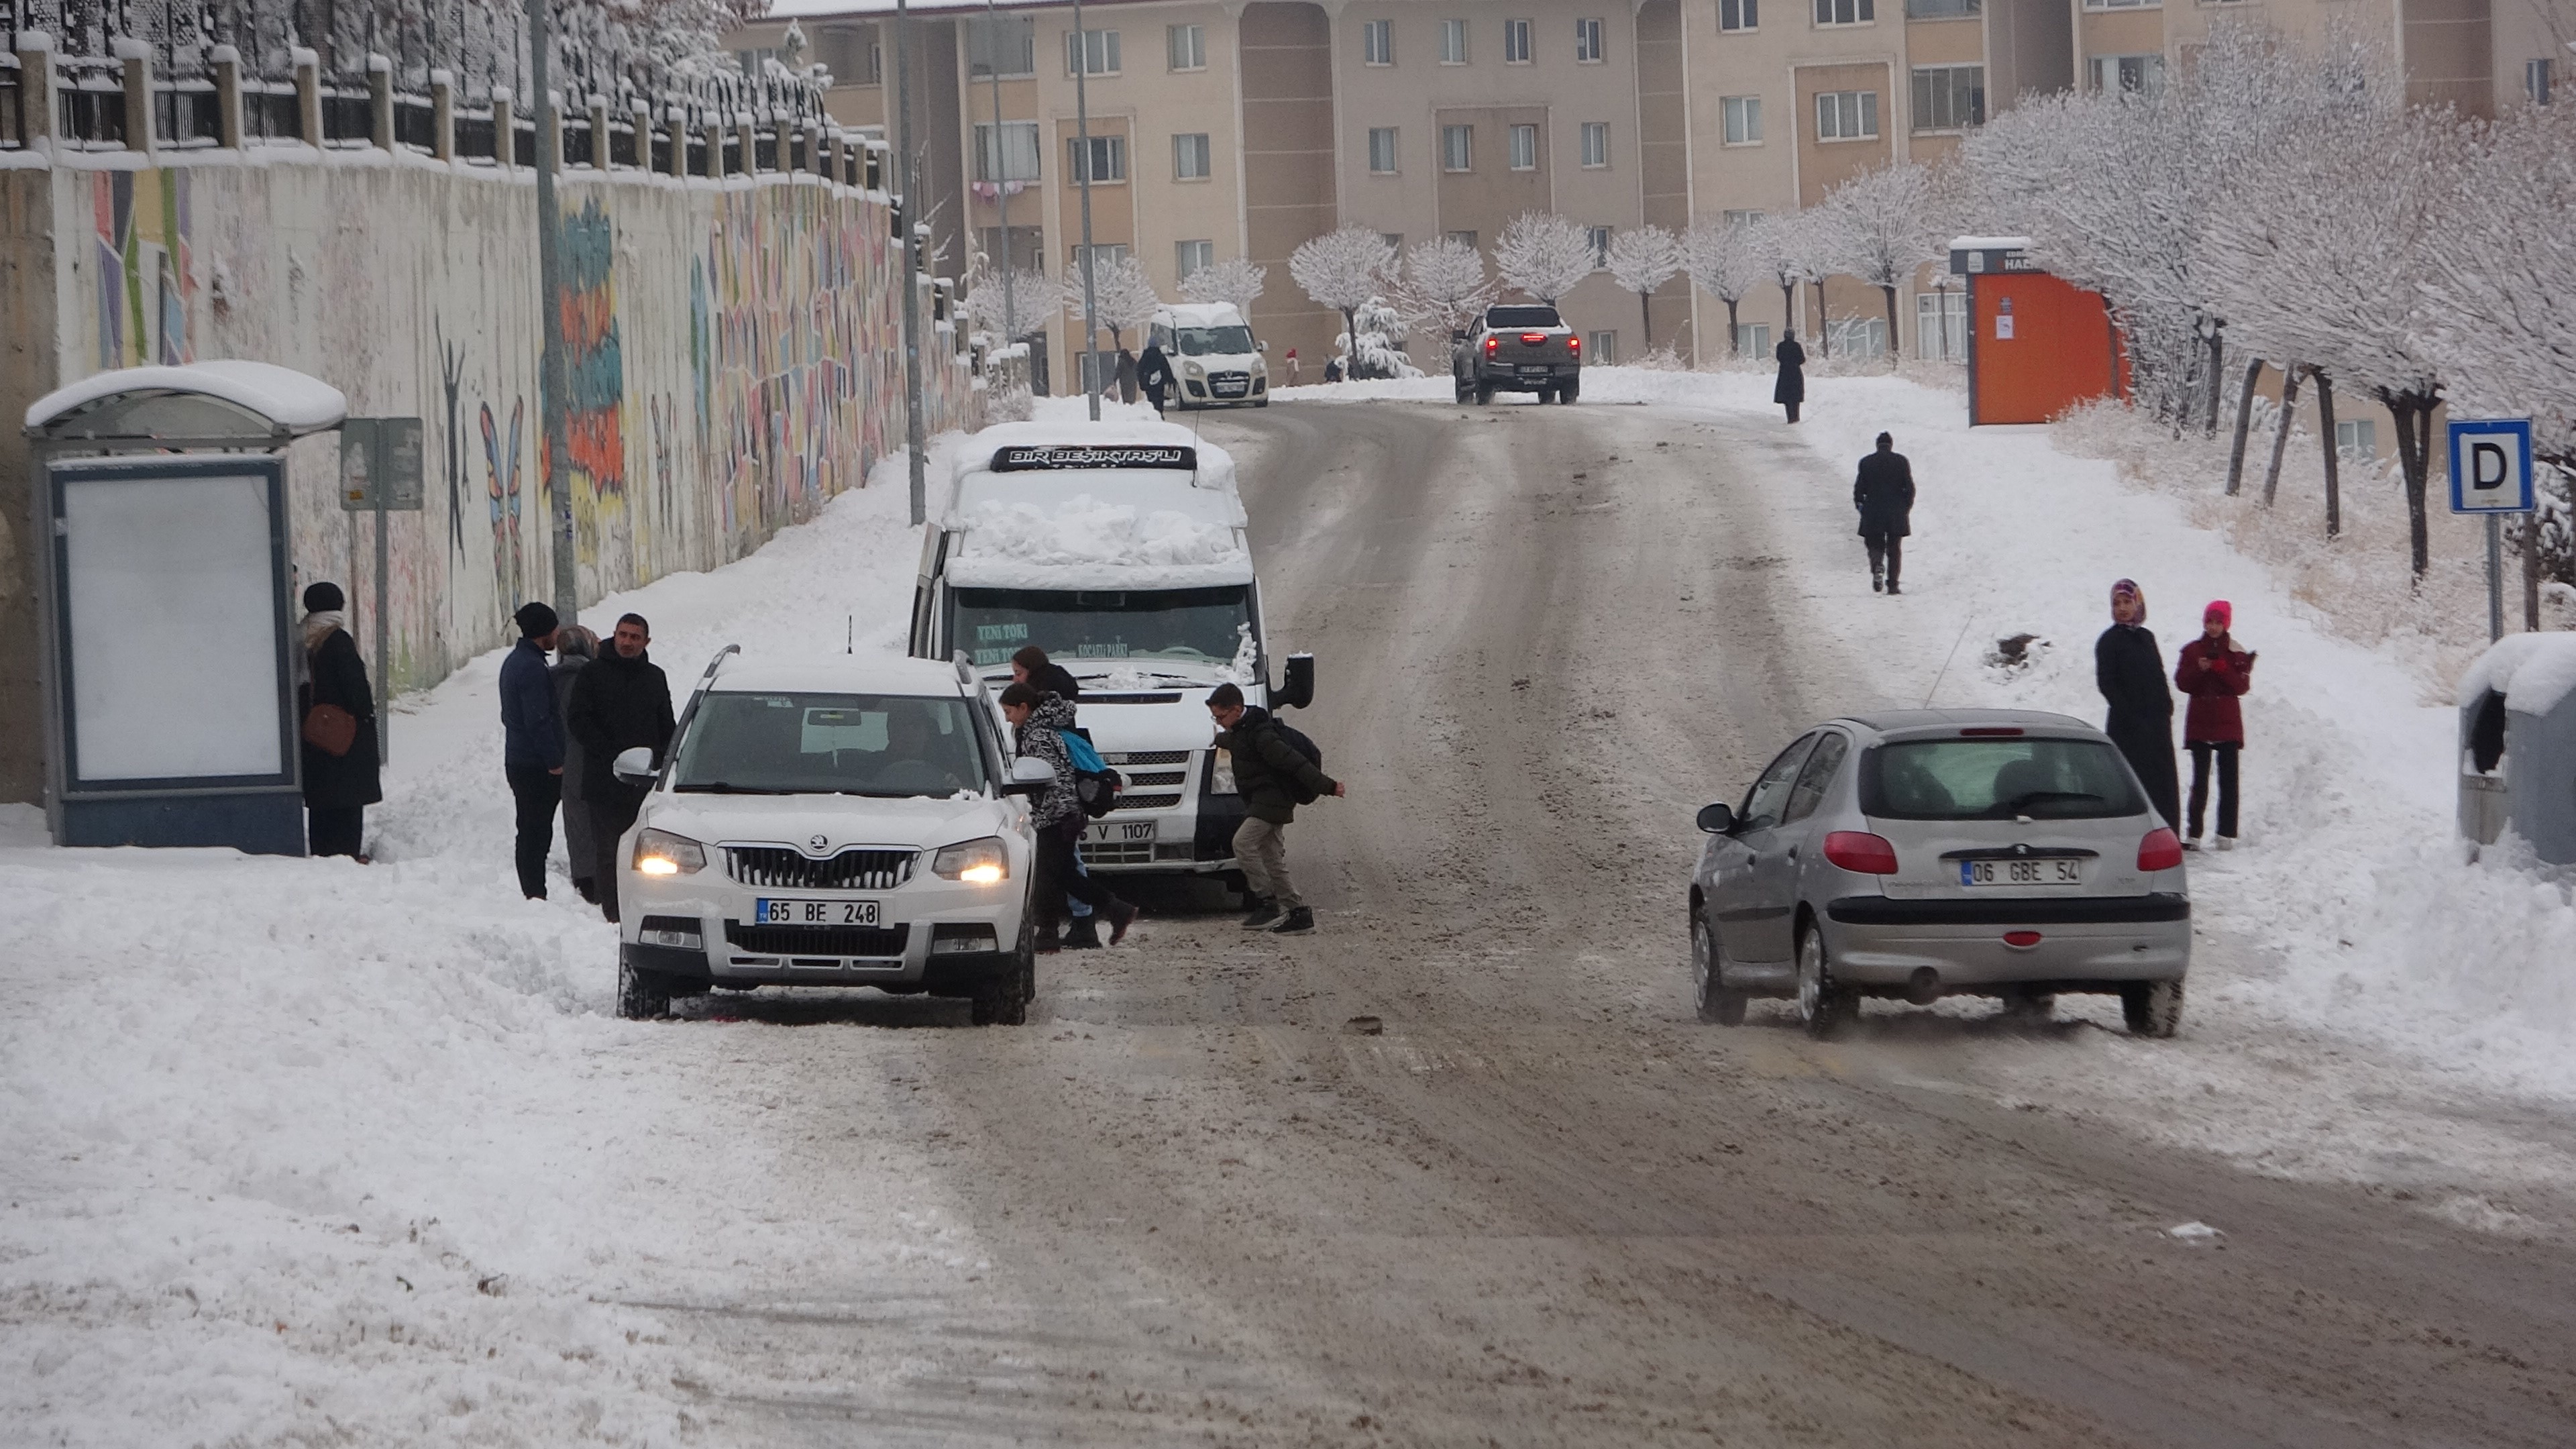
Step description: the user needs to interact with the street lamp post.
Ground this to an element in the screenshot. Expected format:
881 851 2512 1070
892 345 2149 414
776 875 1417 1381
1073 0 1100 421
987 0 1016 350
531 0 576 621
896 0 929 525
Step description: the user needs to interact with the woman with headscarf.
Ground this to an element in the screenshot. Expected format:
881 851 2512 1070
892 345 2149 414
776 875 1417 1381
1774 333 1807 423
2095 579 2180 831
296 581 382 859
549 625 603 902
2175 600 2255 850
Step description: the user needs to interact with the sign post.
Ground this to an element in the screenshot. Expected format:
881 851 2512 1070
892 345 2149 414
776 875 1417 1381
341 417 425 759
2447 419 2535 643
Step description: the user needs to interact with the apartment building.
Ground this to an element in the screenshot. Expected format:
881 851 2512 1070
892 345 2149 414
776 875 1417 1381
729 0 2563 386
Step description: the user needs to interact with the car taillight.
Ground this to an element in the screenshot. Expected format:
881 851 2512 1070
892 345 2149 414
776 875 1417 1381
1519 331 1547 344
1484 336 1498 354
1823 831 1899 874
2137 827 2184 872
1567 335 1580 352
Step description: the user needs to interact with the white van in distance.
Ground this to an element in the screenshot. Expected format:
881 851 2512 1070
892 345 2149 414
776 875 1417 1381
1149 302 1270 409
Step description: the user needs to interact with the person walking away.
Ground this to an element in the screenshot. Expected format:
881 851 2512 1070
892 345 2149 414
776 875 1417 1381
1774 334 1807 423
1205 682 1345 935
1284 347 1300 386
499 601 564 898
2176 600 2255 851
2096 580 2182 831
1010 645 1099 947
566 612 675 923
1000 683 1136 953
1137 339 1175 417
1853 431 1915 595
1323 356 1344 384
549 625 602 903
1115 346 1140 405
296 582 382 859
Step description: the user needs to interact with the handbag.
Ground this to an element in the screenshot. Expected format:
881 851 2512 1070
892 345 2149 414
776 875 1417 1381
303 702 359 757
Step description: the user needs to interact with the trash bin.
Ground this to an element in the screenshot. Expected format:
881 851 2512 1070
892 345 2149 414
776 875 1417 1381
2458 634 2576 865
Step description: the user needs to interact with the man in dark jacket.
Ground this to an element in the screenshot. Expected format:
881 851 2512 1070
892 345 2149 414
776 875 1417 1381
297 581 382 859
566 612 675 922
1774 335 1806 423
1206 682 1344 936
549 625 601 903
1137 341 1176 417
2095 580 2181 831
1854 432 1916 594
499 600 564 899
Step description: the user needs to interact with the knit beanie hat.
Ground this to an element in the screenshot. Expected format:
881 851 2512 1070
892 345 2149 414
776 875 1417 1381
2204 600 2231 629
2110 578 2145 623
514 601 559 637
303 581 345 613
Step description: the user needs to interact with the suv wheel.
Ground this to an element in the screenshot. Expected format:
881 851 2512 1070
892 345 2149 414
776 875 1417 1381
2121 979 2184 1038
1536 386 1558 405
1795 925 1856 1040
1455 376 1473 405
616 956 671 1021
1558 377 1580 404
1692 908 1748 1026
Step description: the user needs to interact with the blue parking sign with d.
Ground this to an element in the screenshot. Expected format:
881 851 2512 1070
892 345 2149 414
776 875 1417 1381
2448 419 2534 514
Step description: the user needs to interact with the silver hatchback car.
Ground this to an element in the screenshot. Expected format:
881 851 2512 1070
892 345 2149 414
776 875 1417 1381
1687 709 2189 1038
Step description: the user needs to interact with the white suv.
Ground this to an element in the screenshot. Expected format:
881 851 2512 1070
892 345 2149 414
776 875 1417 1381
610 651 1049 1024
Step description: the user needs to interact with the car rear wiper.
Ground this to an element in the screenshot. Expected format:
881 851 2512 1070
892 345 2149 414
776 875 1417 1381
2001 790 2106 812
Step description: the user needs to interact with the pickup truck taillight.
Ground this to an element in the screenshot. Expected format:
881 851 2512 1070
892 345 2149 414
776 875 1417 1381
1483 336 1498 355
1568 335 1581 354
1519 332 1546 344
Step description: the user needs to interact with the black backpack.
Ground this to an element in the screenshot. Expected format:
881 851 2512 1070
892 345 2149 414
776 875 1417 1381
1258 719 1326 804
1061 729 1124 819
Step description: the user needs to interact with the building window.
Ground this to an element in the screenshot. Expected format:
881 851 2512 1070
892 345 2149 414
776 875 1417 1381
1367 127 1400 173
1815 89 1879 140
1587 226 1612 267
1066 28 1121 76
820 26 885 85
1505 18 1534 62
2337 418 2378 459
1442 123 1474 170
1589 330 1618 362
1381 232 1406 252
1911 65 1984 130
1734 322 1770 359
2081 0 2157 7
1441 19 1470 63
1915 290 1966 360
1814 0 1874 24
1177 239 1216 280
1904 0 1978 14
1363 19 1394 65
967 14 1034 77
2089 53 2165 94
1446 229 1479 248
1722 95 1762 144
1173 132 1212 180
1168 24 1205 71
1580 121 1609 167
1576 17 1606 61
974 121 1042 181
2529 58 2555 105
1509 123 1540 169
1720 0 1759 30
1071 242 1130 270
1827 316 1887 358
1067 133 1128 182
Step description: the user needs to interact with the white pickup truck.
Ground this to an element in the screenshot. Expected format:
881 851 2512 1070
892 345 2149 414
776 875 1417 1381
906 419 1313 887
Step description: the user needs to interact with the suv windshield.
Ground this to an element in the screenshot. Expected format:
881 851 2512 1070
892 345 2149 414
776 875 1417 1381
1486 305 1562 329
1175 325 1256 356
951 586 1251 667
674 692 987 797
1859 738 2145 821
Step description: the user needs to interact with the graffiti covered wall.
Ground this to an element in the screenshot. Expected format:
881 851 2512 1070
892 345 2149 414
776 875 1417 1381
0 152 976 800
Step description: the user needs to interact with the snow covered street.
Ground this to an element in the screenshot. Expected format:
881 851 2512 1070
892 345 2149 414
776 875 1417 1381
7 380 2575 1445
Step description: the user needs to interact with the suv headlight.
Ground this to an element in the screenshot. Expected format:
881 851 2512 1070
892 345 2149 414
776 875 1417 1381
1208 749 1237 795
633 828 706 877
931 836 1010 884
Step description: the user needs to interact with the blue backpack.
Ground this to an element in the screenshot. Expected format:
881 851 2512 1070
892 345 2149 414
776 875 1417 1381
1059 729 1124 818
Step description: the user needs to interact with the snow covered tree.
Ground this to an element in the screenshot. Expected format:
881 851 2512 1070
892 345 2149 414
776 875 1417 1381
1743 213 1807 347
1179 256 1268 317
1495 212 1595 305
1398 235 1498 338
964 262 1055 343
1289 226 1399 369
1684 218 1766 360
1061 252 1162 351
1337 297 1423 380
1603 225 1682 353
1816 162 1941 366
2426 100 2576 476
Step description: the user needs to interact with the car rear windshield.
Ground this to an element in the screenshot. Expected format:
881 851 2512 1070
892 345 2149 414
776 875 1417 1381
1859 738 2145 821
1487 306 1561 329
674 692 987 797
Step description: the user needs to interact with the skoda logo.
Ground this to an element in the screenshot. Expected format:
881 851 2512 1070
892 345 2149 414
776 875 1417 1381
808 834 830 853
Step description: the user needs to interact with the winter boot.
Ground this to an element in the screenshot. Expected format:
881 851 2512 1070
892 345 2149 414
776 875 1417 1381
1270 906 1317 936
1108 901 1140 945
2216 836 2237 851
1885 580 1902 595
1241 897 1283 930
2182 835 2202 852
1062 915 1104 950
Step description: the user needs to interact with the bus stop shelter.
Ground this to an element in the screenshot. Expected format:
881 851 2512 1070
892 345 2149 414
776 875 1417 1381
1952 237 2131 427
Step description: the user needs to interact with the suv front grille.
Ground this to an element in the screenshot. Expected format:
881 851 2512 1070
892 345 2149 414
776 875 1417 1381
724 920 911 957
726 845 916 891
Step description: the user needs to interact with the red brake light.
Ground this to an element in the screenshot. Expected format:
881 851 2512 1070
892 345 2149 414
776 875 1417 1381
2137 828 2184 872
1519 331 1547 344
1567 335 1580 352
1823 831 1900 874
1484 336 1498 354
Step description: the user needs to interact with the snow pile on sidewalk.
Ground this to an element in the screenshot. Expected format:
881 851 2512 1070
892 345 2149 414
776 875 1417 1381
0 442 980 1444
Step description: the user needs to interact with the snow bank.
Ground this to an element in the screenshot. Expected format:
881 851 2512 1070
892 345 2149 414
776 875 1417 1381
2457 631 2576 714
949 493 1252 590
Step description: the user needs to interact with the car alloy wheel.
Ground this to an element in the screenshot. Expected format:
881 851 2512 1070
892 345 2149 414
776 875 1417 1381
1796 927 1854 1040
1691 909 1747 1026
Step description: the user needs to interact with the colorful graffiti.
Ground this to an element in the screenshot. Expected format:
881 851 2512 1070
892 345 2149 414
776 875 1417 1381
561 200 627 581
482 400 525 619
91 170 193 370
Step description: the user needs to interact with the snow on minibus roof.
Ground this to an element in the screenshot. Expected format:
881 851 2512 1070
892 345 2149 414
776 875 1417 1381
947 417 1239 498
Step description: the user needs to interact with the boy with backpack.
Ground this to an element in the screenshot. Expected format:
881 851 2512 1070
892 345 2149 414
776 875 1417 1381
1000 682 1137 953
1205 682 1346 935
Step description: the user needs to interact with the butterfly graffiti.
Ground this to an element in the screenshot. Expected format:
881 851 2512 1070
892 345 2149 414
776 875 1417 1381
482 399 523 615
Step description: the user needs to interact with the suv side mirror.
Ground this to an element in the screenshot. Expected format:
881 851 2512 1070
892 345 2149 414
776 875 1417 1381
1257 339 1269 353
612 746 658 784
1271 653 1316 710
1003 755 1054 796
1695 802 1736 835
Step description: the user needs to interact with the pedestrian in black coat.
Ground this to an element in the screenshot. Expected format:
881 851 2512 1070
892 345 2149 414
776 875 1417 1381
297 581 382 859
566 612 675 923
1854 432 1916 594
500 601 564 899
2096 579 2182 830
1774 335 1807 423
549 625 601 904
1137 343 1175 417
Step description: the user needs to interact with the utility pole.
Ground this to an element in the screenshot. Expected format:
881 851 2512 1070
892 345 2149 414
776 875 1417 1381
532 0 576 621
1073 0 1100 421
896 0 929 526
987 0 1015 348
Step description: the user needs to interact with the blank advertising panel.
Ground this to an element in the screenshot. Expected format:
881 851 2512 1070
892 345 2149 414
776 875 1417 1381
1969 272 2129 426
60 468 285 782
